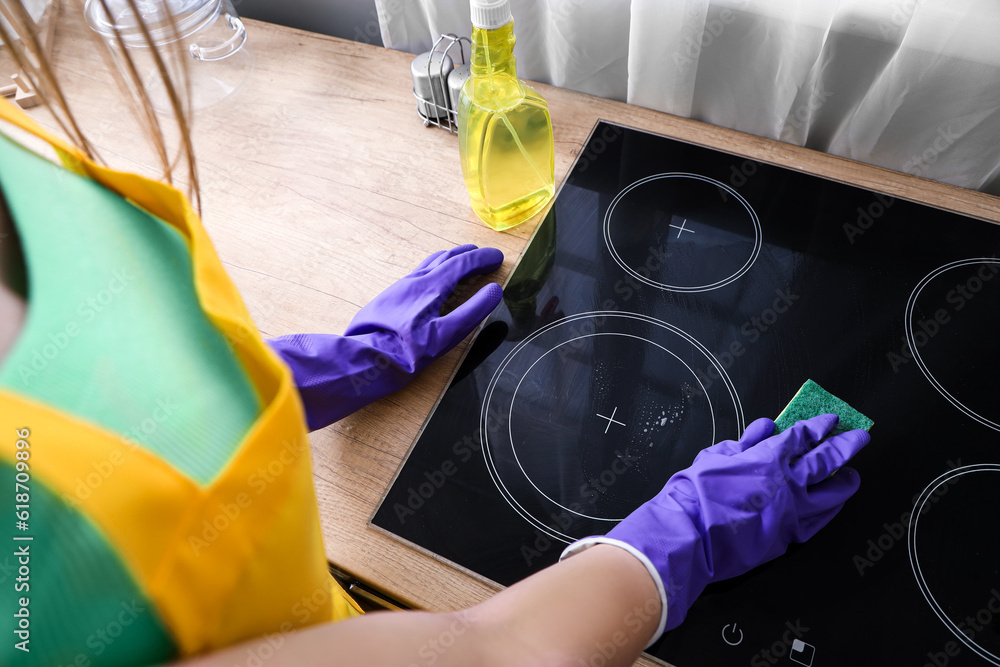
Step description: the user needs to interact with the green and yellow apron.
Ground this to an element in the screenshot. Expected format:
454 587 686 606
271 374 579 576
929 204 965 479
0 99 361 667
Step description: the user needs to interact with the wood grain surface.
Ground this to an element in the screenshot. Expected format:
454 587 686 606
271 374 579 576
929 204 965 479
22 9 1000 667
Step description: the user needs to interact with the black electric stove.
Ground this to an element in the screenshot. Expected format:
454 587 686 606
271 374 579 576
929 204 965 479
372 121 1000 667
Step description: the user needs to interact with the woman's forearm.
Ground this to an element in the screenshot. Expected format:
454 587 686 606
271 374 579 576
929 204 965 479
181 544 660 667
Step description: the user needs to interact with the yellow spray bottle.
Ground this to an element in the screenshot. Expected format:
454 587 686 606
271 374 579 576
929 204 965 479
458 0 555 231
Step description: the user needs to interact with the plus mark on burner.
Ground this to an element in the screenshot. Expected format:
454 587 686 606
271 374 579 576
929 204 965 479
669 218 695 239
596 406 626 434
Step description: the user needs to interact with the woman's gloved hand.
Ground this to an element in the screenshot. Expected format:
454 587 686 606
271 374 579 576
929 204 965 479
562 414 870 642
267 245 504 430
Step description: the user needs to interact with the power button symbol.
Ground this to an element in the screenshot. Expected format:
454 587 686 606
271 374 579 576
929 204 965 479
722 623 743 646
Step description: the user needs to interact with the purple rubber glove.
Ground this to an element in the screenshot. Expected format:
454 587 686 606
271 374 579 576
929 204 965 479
562 414 870 642
267 245 503 430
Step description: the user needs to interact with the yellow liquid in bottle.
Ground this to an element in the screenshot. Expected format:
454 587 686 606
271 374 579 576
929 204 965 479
458 21 555 231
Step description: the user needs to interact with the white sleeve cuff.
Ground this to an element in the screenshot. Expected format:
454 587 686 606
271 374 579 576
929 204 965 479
560 536 668 647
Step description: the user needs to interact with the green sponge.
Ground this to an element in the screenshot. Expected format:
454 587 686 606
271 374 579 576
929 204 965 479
774 379 873 435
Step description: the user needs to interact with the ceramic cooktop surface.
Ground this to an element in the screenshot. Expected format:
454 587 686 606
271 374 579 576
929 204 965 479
373 121 1000 667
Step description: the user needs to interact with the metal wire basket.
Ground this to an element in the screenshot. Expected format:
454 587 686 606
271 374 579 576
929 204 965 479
411 33 470 134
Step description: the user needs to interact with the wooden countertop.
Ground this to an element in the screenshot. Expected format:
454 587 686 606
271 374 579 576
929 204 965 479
24 11 1000 667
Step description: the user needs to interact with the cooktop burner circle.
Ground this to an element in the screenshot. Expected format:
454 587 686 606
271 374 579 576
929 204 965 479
908 464 1000 666
481 311 745 543
603 173 762 293
905 258 1000 432
509 332 715 521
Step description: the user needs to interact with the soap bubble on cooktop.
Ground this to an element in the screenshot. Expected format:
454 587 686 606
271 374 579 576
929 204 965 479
905 258 1000 432
603 172 762 293
908 464 1000 665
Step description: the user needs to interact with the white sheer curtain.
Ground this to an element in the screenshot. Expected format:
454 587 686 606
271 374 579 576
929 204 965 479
376 0 1000 195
